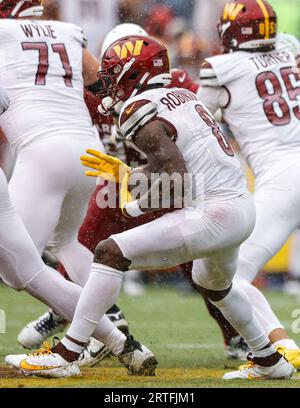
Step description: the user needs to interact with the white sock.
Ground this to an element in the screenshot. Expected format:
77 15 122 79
251 344 276 358
100 327 126 355
26 265 126 353
61 337 84 354
236 278 283 335
273 339 299 350
66 263 124 344
211 283 271 354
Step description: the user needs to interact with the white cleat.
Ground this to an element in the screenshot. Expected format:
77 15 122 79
79 306 129 367
225 336 249 361
18 309 67 349
117 335 158 376
223 356 294 380
79 337 111 367
5 342 80 378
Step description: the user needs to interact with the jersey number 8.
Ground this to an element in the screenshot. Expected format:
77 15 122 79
195 104 234 157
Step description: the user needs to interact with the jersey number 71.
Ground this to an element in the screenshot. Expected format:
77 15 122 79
22 42 73 87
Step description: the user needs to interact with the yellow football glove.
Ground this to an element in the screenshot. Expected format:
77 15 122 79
80 149 131 183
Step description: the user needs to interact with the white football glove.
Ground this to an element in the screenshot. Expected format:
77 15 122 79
0 85 10 115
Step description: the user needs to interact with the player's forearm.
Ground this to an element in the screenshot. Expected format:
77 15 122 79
83 49 100 86
137 172 186 214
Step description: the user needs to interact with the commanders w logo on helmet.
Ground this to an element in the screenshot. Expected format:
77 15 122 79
113 40 144 60
223 2 245 20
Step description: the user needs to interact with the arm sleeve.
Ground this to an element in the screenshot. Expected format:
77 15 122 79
196 86 229 115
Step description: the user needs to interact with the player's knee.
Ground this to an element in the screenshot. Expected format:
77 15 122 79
192 281 232 302
94 238 131 271
236 258 258 282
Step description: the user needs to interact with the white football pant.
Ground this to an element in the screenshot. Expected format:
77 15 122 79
8 131 103 284
0 167 125 350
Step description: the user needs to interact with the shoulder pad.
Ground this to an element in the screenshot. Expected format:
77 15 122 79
119 99 157 140
276 32 300 58
199 61 219 87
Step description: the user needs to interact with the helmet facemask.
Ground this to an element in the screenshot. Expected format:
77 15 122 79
0 0 44 19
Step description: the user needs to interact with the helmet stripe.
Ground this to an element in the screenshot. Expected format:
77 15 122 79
256 0 270 39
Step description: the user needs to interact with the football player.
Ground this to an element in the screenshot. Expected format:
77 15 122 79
196 0 300 363
7 34 294 380
0 0 156 376
16 23 150 362
16 23 199 366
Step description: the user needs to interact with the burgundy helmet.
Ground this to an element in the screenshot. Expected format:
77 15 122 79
0 0 44 18
98 35 171 115
218 0 277 53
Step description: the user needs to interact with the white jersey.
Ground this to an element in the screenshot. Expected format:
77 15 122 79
59 0 118 56
119 87 246 204
199 48 300 181
0 19 95 150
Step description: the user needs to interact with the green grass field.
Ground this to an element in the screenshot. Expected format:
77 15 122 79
1 282 300 388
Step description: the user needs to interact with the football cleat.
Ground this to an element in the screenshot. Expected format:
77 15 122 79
5 342 80 378
225 335 249 361
17 309 68 349
106 305 129 335
276 345 300 371
223 355 294 380
79 337 112 367
79 306 129 367
117 335 158 376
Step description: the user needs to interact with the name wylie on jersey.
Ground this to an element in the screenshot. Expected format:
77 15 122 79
20 23 57 39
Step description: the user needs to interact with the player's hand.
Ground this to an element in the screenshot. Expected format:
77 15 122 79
168 68 200 94
80 149 131 182
0 85 10 115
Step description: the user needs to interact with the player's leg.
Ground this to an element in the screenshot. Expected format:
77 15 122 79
0 167 129 361
8 138 74 254
48 194 291 379
6 137 140 362
7 136 92 347
191 249 292 379
47 136 104 285
66 201 254 344
17 181 130 355
237 170 300 347
204 173 300 363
